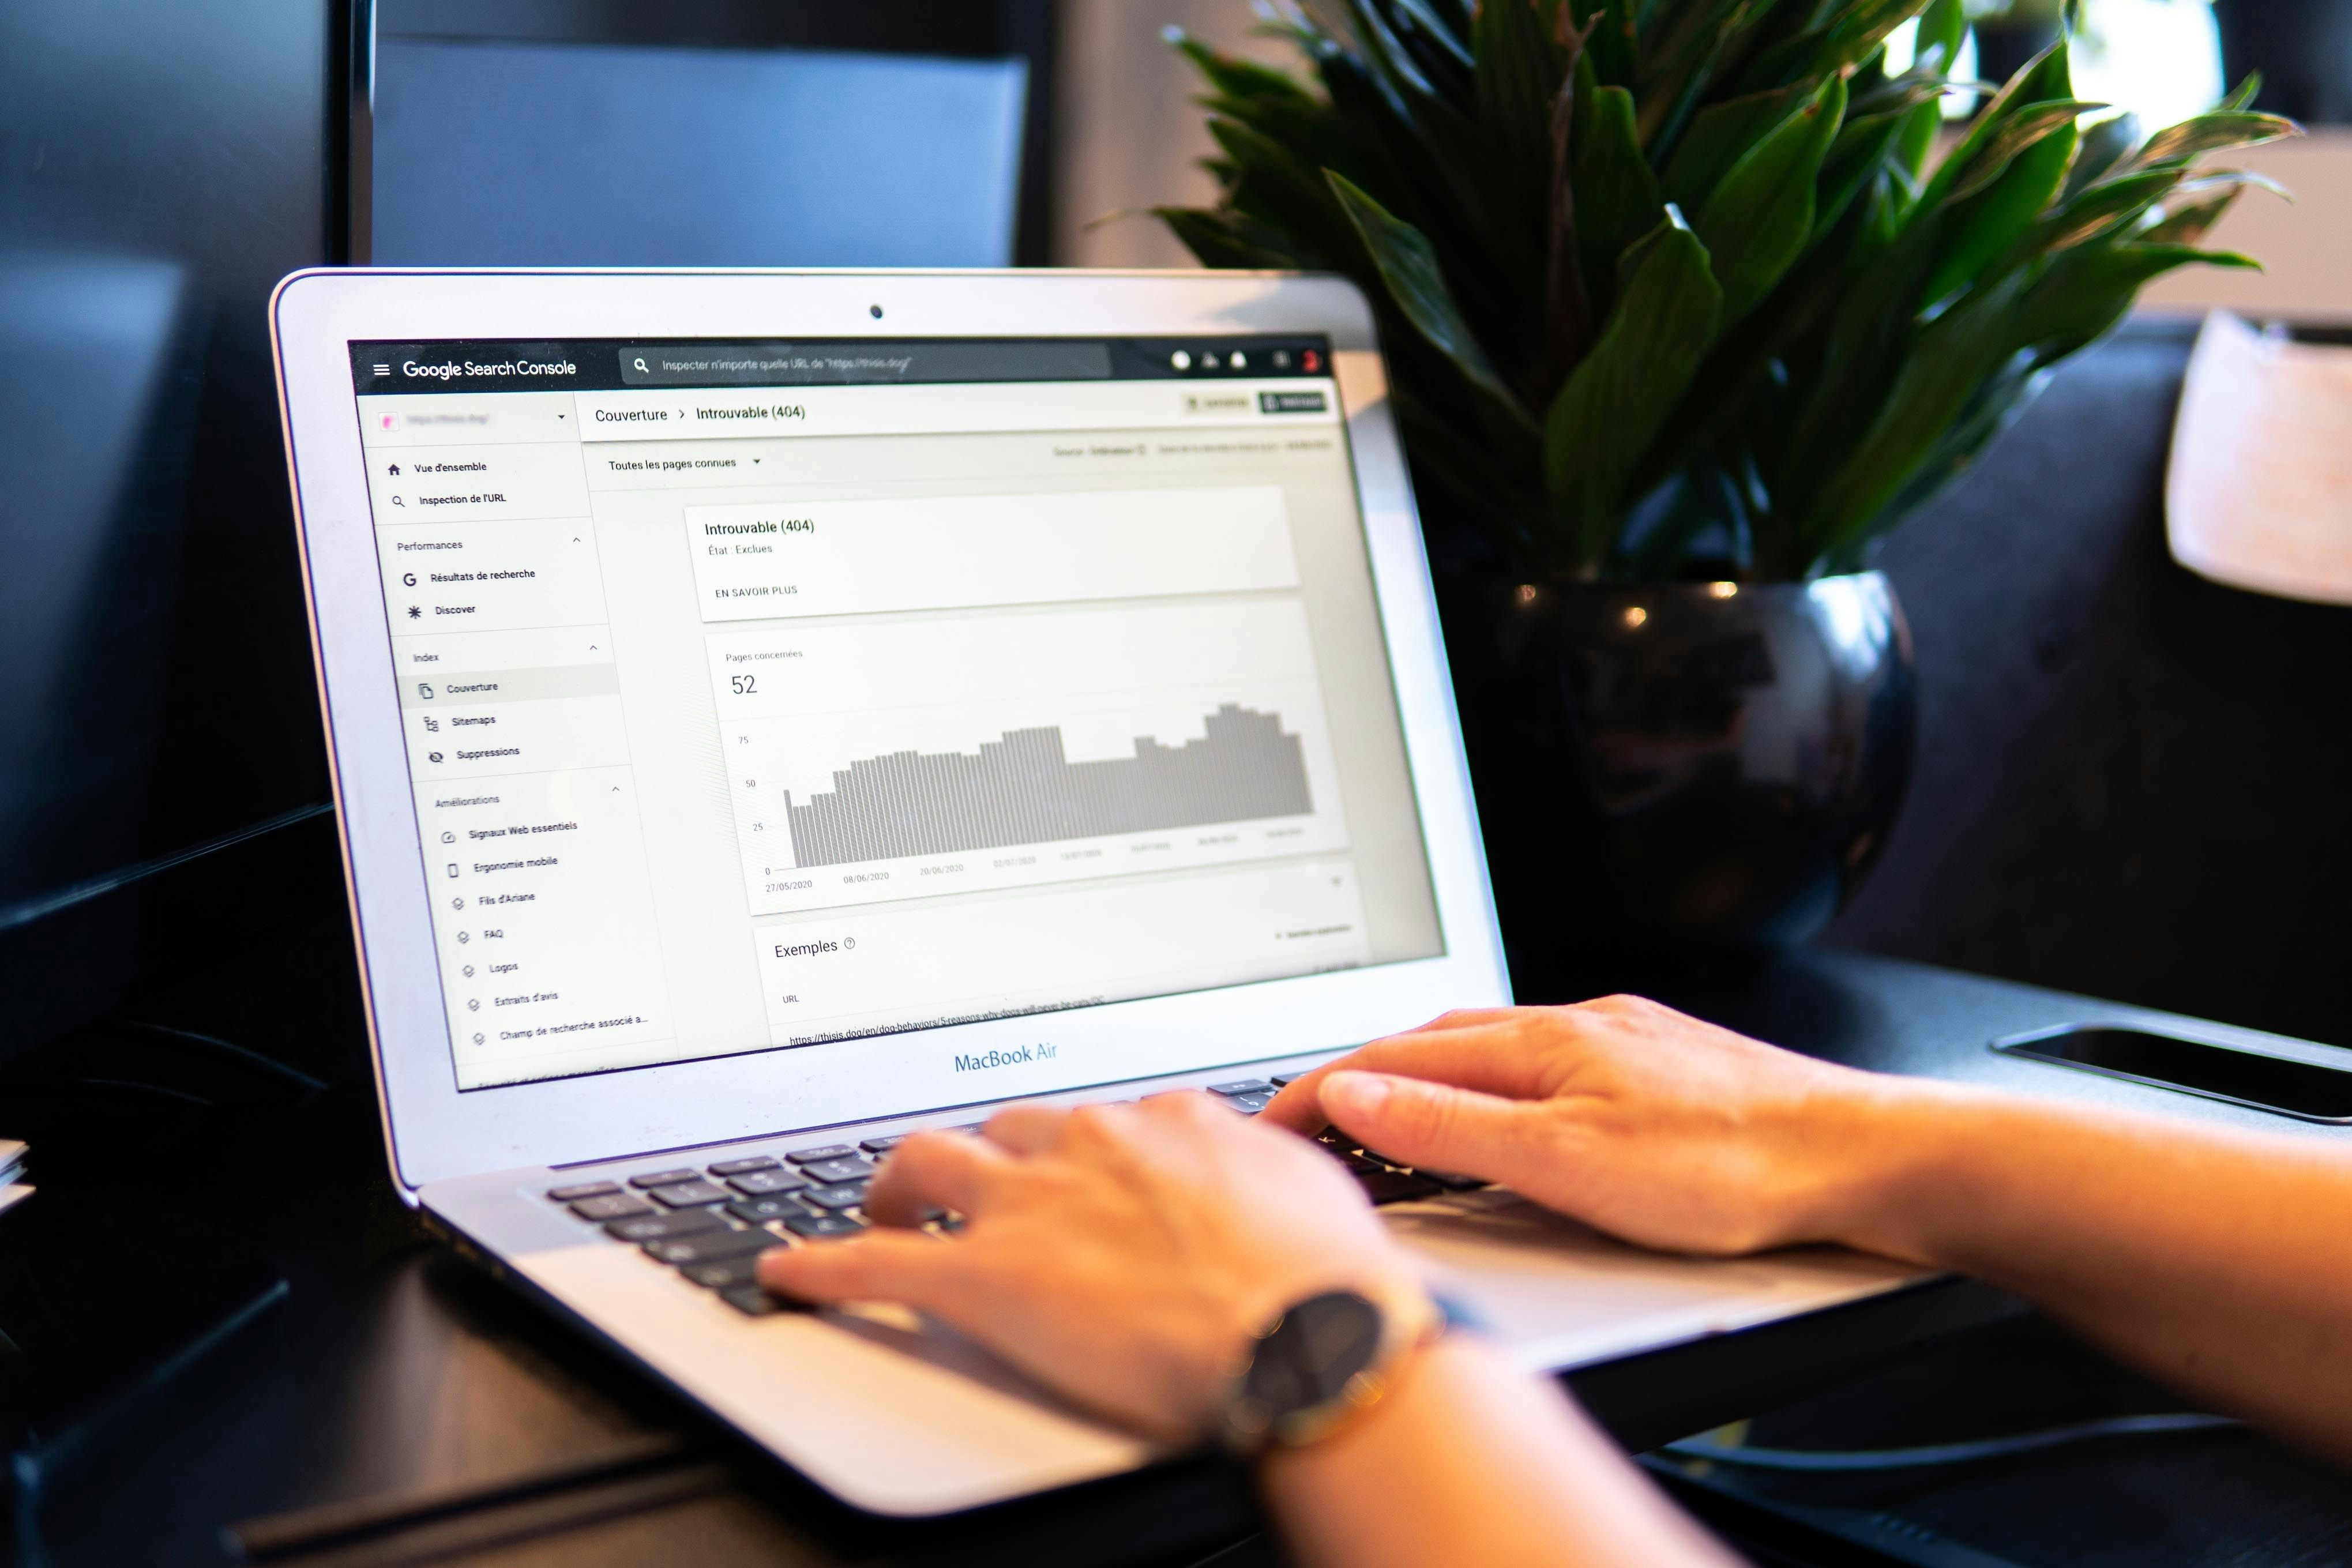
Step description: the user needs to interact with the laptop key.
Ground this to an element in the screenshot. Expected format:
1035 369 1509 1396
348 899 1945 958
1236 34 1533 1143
708 1156 780 1177
628 1168 703 1189
605 1208 726 1242
782 1213 866 1239
569 1193 653 1221
719 1283 792 1316
728 1168 807 1197
1219 1092 1274 1115
1208 1079 1275 1098
1357 1170 1442 1206
786 1144 858 1164
548 1180 621 1202
727 1196 806 1224
798 1182 867 1212
797 1157 872 1185
644 1228 781 1266
1268 1074 1304 1088
681 1255 767 1289
859 1134 908 1154
647 1180 731 1209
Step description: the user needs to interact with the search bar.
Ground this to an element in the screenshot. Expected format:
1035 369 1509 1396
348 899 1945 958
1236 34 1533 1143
619 341 1113 388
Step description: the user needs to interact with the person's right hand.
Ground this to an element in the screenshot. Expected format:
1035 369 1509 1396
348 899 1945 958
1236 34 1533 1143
1261 997 1933 1259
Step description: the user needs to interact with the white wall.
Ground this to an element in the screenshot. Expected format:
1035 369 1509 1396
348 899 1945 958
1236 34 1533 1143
1053 0 1294 267
2138 130 2352 326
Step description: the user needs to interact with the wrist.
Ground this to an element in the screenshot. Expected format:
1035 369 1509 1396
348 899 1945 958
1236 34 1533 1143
1207 1274 1444 1457
1806 1074 1995 1265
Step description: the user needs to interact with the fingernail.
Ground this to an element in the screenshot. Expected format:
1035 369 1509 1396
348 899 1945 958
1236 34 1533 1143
1323 1070 1392 1116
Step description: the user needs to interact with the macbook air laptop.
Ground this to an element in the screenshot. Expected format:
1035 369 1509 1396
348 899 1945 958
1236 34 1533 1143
270 268 1924 1516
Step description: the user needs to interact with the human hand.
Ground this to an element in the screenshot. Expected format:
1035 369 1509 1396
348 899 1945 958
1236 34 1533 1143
756 1092 1424 1442
1263 997 1924 1258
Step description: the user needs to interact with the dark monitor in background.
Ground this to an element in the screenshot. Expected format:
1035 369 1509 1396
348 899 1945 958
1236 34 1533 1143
0 1 358 1057
365 1 1053 268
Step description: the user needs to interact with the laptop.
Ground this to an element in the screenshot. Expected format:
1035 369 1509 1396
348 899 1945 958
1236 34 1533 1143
270 268 1924 1516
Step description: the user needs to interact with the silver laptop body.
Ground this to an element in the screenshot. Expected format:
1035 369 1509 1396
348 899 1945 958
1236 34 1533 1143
272 268 1923 1516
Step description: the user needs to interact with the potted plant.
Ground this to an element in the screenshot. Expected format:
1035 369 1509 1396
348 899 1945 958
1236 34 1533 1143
1159 0 2293 991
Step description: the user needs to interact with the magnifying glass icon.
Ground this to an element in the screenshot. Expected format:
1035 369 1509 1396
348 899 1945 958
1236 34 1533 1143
633 357 649 374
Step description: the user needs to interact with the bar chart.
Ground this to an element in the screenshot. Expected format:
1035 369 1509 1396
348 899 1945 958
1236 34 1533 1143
705 600 1351 915
782 704 1314 868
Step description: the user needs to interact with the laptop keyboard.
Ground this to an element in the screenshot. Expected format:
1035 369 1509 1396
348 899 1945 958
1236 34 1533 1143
542 1076 1487 1316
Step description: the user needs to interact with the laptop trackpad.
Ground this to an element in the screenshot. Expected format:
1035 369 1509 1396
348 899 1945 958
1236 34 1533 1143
1381 1190 1930 1373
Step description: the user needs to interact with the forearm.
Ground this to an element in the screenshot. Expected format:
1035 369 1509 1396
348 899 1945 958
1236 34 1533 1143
1838 1081 2352 1458
1258 1337 1738 1568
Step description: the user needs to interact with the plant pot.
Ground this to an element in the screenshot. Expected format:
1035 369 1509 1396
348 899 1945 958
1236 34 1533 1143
1438 573 1915 998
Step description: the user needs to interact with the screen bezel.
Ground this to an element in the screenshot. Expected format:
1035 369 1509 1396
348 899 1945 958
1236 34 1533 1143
272 268 1509 1197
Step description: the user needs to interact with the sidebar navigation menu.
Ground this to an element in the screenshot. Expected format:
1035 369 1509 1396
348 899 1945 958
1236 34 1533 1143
359 392 675 1086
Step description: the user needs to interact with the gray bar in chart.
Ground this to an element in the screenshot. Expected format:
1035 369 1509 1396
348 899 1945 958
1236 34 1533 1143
782 704 1313 870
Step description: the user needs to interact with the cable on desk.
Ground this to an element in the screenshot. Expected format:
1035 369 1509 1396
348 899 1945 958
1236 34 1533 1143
1662 1412 2244 1472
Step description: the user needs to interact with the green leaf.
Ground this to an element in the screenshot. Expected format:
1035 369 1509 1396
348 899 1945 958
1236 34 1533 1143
1154 208 1300 269
2030 168 2181 252
1585 0 1639 89
1945 101 2103 202
2062 112 2141 199
1913 40 2075 213
1801 269 2035 561
1923 108 2079 304
1544 211 1724 571
2140 177 2264 247
1206 117 1354 265
1661 81 1812 209
1896 0 1965 180
1167 31 1320 111
2124 110 2300 171
1696 74 1847 321
1574 85 1666 311
1325 170 1533 427
1816 110 1906 241
1634 0 1752 145
1804 238 2259 565
1474 0 1560 174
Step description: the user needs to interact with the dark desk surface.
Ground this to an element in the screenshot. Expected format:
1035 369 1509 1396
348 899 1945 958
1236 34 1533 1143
17 947 2350 1567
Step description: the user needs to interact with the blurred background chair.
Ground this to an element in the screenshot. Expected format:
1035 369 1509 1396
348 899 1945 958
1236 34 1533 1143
1823 320 2352 1051
370 13 1030 268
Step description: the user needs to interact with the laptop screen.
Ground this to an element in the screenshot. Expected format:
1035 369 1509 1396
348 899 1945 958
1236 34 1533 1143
347 337 1444 1091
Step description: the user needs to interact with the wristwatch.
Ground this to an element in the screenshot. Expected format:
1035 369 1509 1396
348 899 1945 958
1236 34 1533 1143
1213 1281 1450 1457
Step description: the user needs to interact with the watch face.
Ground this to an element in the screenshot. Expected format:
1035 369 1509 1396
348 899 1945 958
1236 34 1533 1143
1244 1289 1387 1420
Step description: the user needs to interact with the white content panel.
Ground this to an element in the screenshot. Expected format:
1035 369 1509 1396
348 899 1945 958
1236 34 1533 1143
684 486 1298 622
750 861 1370 1047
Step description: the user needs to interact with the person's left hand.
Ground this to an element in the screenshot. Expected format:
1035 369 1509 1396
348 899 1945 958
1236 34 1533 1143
757 1091 1423 1442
